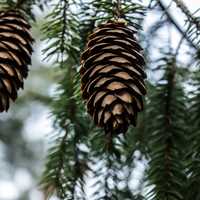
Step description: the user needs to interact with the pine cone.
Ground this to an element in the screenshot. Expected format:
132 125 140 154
80 20 146 134
0 10 33 112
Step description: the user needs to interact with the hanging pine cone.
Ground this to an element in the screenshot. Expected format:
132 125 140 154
80 20 146 134
0 10 33 112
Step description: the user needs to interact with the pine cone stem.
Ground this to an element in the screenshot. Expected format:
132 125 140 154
116 0 122 18
15 0 26 8
105 132 113 151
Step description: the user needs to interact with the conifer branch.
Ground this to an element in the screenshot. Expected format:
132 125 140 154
186 57 200 198
146 53 187 200
42 0 80 64
40 1 89 199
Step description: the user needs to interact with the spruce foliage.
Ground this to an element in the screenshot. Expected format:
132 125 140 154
146 53 187 200
1 0 200 200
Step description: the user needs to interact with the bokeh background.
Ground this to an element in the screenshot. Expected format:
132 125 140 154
0 0 199 199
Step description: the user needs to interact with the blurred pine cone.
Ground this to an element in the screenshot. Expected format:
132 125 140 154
80 20 146 134
0 10 33 112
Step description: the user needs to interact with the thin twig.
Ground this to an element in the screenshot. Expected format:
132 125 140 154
175 35 184 57
60 0 69 64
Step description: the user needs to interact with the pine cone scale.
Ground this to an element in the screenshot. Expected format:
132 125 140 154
88 25 136 39
87 36 142 51
0 11 31 28
82 44 144 66
82 64 146 85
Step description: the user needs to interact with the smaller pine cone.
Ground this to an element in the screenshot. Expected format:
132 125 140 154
80 20 146 134
0 10 33 112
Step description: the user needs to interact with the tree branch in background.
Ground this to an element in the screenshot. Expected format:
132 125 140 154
172 0 200 30
157 0 198 50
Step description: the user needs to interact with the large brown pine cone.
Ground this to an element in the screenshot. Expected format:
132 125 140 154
80 20 146 134
0 10 33 112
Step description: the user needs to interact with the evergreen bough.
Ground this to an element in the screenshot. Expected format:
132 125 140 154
0 0 200 200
